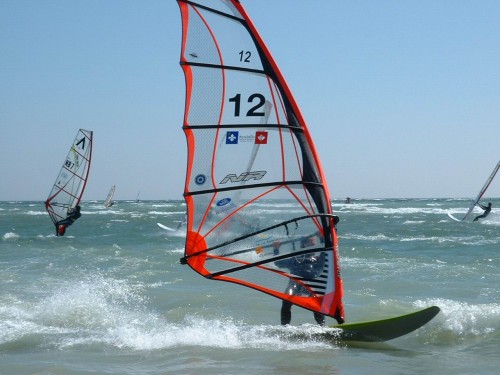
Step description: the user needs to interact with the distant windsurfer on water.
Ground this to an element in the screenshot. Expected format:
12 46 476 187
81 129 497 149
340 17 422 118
55 205 82 236
473 202 492 222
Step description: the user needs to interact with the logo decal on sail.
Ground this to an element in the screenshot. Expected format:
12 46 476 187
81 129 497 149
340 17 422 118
225 131 239 144
215 197 236 215
216 198 232 206
220 171 267 184
195 174 207 185
75 137 86 149
255 131 268 144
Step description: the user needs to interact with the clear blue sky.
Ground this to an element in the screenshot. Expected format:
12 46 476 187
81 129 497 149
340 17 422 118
1 0 499 201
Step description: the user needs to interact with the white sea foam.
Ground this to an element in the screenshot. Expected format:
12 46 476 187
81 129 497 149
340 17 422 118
26 210 46 216
415 299 500 337
3 232 19 240
0 274 333 351
148 211 185 216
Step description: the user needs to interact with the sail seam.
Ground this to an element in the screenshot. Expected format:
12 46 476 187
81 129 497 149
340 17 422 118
181 61 265 76
183 124 301 131
185 181 323 196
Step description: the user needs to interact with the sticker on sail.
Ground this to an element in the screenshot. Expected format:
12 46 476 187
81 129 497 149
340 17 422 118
226 131 239 144
216 198 232 207
220 171 267 184
194 174 207 185
215 197 236 215
255 131 268 144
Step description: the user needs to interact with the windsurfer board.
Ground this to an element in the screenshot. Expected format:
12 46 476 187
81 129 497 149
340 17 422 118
447 212 462 222
329 305 440 342
157 222 175 232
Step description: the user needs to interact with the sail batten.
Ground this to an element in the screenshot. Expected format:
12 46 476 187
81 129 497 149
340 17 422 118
177 0 344 322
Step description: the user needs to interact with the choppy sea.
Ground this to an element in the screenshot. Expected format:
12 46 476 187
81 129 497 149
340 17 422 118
1 198 499 375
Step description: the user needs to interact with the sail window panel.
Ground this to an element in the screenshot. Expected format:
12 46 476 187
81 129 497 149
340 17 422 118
182 6 220 66
221 70 287 126
187 6 263 71
186 126 309 195
205 251 329 299
186 1 244 23
185 128 218 194
197 191 325 251
212 128 289 189
185 66 224 126
185 68 288 127
212 261 293 292
189 193 216 235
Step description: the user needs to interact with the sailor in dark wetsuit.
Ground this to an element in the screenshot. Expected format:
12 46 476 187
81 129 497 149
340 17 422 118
274 234 327 326
55 205 82 236
473 202 492 222
274 215 340 326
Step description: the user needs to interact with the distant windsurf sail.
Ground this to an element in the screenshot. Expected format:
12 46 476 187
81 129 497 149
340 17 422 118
460 160 499 221
177 0 344 323
104 185 115 208
45 129 93 229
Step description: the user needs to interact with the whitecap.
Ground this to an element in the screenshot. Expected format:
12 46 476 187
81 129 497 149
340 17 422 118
3 232 19 240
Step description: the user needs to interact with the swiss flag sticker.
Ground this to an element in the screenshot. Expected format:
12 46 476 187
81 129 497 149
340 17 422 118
255 131 268 144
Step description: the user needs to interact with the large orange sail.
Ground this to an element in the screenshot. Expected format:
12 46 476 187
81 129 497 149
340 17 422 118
177 0 344 323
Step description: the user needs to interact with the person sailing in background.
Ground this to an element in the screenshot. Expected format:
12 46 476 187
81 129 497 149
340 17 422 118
473 202 492 222
55 205 82 236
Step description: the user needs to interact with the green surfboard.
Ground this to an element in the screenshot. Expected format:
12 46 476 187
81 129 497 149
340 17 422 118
329 305 440 342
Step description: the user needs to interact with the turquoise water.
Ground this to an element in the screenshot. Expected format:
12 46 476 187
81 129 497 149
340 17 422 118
1 199 499 374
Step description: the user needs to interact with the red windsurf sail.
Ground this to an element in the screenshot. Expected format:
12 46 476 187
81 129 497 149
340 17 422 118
177 0 344 323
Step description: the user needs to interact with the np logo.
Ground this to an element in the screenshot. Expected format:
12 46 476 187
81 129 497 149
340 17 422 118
216 198 232 207
226 131 239 144
220 171 267 184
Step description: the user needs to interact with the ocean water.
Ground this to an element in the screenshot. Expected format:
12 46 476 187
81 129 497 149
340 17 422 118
1 198 499 375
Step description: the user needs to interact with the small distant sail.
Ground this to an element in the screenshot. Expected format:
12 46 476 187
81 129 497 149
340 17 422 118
177 0 344 323
104 185 115 208
461 160 499 221
45 129 93 231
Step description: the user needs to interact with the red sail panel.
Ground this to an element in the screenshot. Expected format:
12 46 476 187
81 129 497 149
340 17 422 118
177 0 344 323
